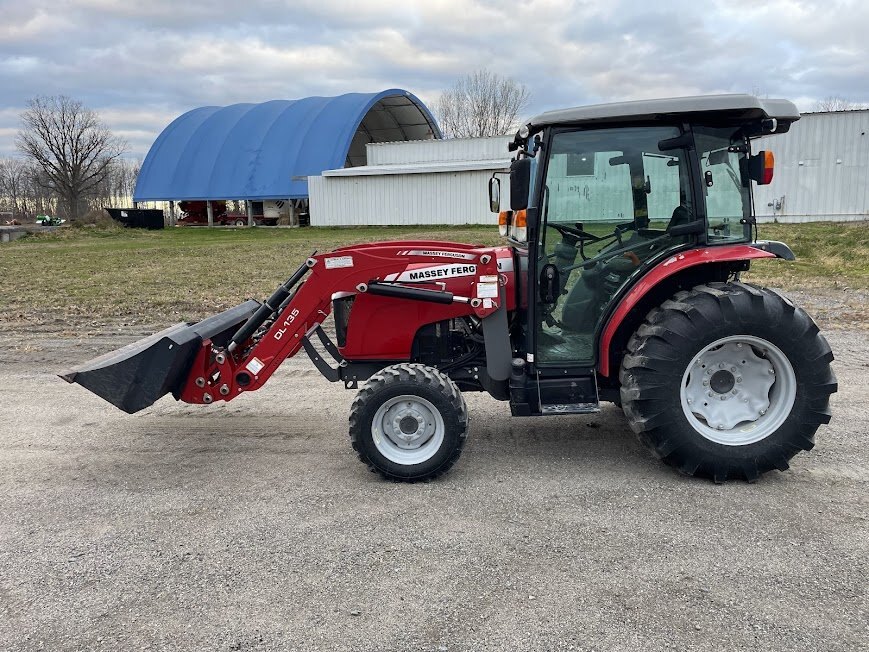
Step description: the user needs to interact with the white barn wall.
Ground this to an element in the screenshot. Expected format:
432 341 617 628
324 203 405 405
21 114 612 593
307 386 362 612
753 111 869 222
367 136 511 165
309 170 508 226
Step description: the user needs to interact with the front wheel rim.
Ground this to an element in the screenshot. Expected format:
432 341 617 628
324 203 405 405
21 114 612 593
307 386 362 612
680 335 797 446
371 395 445 465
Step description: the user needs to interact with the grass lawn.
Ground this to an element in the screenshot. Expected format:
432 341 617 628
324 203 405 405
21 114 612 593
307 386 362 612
747 221 869 291
1 221 866 332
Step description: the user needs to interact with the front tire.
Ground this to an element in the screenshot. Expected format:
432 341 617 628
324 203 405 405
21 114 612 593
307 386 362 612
349 363 468 481
620 282 836 482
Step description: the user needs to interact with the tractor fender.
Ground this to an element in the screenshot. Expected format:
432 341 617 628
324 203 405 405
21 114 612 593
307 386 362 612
597 244 778 377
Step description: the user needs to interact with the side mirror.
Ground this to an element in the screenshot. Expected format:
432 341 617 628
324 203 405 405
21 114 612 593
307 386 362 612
539 264 560 304
510 158 531 211
488 176 501 213
748 150 775 185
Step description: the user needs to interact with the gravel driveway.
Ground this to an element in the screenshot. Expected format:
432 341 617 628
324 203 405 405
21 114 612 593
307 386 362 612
0 326 866 651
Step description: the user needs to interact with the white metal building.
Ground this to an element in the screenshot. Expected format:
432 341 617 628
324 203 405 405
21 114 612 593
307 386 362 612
308 136 511 226
753 110 869 223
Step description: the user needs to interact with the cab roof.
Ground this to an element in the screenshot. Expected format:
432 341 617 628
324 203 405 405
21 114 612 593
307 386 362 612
528 94 800 130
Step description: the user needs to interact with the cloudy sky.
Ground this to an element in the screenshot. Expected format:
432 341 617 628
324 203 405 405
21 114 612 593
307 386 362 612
1 0 867 159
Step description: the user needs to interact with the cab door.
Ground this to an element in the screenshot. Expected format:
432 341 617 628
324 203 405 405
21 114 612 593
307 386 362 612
533 125 696 377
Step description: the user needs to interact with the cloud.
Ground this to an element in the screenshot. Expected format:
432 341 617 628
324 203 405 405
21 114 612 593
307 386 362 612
1 0 868 159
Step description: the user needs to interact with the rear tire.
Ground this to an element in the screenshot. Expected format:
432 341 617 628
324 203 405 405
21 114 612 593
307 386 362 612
349 363 468 481
620 282 836 482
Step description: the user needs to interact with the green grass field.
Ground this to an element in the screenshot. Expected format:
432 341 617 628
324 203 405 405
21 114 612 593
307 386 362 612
747 221 869 290
1 221 866 331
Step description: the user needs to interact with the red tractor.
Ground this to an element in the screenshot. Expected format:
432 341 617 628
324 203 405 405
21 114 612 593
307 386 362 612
63 95 836 482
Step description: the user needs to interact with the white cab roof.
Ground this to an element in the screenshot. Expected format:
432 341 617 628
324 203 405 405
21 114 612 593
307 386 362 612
529 94 800 129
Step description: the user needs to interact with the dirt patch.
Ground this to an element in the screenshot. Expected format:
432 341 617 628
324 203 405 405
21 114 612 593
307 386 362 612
767 287 869 329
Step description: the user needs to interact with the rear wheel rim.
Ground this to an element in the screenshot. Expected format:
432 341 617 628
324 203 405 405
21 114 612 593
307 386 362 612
680 335 796 446
371 395 445 465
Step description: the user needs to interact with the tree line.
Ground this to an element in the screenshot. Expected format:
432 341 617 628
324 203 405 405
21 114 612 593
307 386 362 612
1 96 134 222
0 155 139 222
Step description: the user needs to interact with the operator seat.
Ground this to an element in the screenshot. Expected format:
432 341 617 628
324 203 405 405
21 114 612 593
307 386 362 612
667 204 692 229
559 204 695 333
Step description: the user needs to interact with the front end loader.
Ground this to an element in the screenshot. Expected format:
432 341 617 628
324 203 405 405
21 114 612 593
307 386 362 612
62 94 836 482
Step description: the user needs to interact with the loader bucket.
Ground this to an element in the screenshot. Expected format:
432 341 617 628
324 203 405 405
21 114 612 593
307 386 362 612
59 300 261 414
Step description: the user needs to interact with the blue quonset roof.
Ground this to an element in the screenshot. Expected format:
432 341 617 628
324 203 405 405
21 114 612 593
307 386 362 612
134 89 440 202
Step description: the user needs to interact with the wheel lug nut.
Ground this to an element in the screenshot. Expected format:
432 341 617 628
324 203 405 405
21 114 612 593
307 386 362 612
730 367 737 373
731 389 738 395
719 363 725 369
703 380 709 386
707 391 714 397
720 396 726 401
736 377 742 383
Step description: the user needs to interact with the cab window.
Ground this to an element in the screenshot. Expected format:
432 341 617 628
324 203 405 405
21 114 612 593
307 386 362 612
694 126 752 243
536 126 694 366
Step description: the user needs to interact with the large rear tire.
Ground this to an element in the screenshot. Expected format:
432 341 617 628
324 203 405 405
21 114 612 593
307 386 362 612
619 282 836 482
349 363 468 481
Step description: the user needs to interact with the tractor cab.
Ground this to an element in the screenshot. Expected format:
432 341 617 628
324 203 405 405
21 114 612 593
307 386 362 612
490 94 797 414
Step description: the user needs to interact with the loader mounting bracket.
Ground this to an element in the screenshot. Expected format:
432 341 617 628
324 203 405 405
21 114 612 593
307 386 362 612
302 324 347 383
302 325 393 389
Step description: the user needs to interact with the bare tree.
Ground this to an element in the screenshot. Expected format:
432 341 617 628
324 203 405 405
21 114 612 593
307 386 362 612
0 157 30 219
88 158 141 211
26 166 59 218
435 70 531 139
16 96 126 220
813 96 863 112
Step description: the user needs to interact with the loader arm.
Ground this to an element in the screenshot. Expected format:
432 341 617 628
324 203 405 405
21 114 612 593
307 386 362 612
179 243 505 405
58 241 510 414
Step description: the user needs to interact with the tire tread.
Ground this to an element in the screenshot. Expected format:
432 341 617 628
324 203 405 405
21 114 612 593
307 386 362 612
620 282 836 482
348 363 468 482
